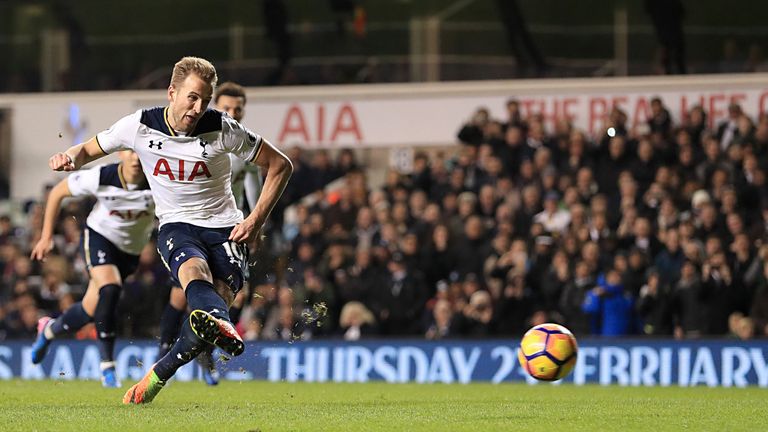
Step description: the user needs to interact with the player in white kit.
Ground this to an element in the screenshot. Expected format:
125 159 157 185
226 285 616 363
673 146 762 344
157 81 262 386
30 150 154 388
47 57 293 404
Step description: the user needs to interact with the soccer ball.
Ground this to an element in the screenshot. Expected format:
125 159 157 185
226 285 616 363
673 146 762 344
518 323 578 381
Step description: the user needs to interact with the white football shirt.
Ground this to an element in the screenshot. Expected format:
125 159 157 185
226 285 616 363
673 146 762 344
67 163 155 255
95 107 262 228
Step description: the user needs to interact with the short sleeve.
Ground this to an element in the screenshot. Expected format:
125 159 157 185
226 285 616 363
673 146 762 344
67 165 101 197
95 111 140 154
223 116 263 163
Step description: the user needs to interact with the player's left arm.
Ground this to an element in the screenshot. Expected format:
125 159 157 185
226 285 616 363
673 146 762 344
229 138 293 243
30 177 73 260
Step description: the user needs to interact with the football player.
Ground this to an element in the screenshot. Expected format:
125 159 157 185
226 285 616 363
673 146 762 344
158 81 262 386
30 150 154 388
48 57 292 404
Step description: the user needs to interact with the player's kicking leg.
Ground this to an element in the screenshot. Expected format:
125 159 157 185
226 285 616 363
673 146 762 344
159 285 220 385
191 285 248 385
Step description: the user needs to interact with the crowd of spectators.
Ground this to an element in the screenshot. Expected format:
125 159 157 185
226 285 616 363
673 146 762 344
3 95 768 343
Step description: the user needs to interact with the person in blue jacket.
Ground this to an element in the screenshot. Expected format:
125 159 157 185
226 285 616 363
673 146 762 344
582 268 636 336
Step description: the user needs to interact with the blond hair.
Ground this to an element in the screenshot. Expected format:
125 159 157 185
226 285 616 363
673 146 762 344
339 301 376 327
170 56 218 88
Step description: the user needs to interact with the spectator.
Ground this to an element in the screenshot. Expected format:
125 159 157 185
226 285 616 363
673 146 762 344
369 252 426 335
533 192 571 234
559 261 595 335
582 269 636 336
631 138 659 194
423 224 457 293
700 252 738 335
263 288 305 341
309 150 341 192
338 301 377 340
749 262 768 336
637 269 673 335
539 250 569 315
451 290 495 337
502 99 526 131
410 152 432 193
336 148 359 175
295 268 337 336
655 229 685 287
648 97 673 139
324 185 358 232
597 135 631 197
425 298 454 340
718 103 743 150
496 125 533 178
624 248 649 296
457 108 489 146
455 215 490 278
513 185 542 237
619 217 662 258
684 106 707 144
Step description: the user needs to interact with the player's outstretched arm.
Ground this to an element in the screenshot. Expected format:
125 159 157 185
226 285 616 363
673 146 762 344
229 139 293 243
30 178 72 261
49 137 106 172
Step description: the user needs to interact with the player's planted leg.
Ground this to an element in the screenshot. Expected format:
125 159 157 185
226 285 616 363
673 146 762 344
196 347 220 386
31 303 92 364
94 284 122 387
158 303 185 358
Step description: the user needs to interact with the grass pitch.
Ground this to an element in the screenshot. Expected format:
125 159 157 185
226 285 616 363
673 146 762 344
0 380 765 431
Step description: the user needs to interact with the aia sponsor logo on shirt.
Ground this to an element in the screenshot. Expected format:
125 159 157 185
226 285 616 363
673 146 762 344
152 158 211 181
109 209 151 220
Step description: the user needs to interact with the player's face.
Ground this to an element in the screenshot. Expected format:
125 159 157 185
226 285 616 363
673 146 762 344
118 150 143 178
167 73 213 133
215 95 245 122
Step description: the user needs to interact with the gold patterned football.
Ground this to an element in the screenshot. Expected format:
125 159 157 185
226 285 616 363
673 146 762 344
518 323 578 381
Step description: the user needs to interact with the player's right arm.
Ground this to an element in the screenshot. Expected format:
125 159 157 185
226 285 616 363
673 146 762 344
49 136 107 172
229 139 293 243
50 111 141 171
242 167 264 212
30 178 72 260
